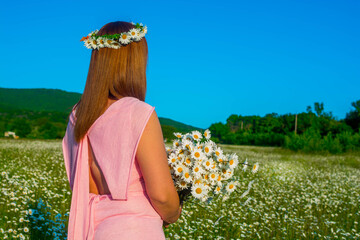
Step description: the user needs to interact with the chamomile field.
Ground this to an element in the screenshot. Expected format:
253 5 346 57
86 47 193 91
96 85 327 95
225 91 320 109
0 139 359 240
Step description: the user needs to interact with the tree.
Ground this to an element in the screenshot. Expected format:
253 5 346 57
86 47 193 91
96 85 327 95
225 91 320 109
345 100 360 132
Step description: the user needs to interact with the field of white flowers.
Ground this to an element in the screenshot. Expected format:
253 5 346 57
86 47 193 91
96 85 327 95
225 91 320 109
0 139 359 239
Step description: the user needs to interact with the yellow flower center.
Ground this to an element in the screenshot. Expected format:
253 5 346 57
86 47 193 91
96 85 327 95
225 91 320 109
216 151 220 156
186 158 191 164
195 152 200 158
229 159 234 165
229 184 234 189
131 32 135 35
171 158 176 162
194 135 198 139
176 142 179 146
195 179 201 184
195 188 202 194
194 167 199 172
211 173 215 178
185 172 190 178
122 34 127 39
177 167 183 173
205 147 209 153
206 161 210 166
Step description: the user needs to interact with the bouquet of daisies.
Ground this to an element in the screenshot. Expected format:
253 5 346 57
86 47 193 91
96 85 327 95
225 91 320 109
166 129 259 204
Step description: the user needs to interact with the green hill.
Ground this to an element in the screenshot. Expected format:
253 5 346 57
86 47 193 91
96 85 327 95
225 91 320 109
0 87 204 139
0 87 81 113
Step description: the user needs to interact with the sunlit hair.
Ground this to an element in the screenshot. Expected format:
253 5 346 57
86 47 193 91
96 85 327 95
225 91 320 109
74 21 148 142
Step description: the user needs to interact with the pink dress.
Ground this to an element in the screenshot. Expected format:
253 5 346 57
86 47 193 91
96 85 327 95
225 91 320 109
62 96 166 240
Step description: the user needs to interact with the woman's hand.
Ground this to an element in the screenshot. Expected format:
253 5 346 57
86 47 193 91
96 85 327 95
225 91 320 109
163 205 182 228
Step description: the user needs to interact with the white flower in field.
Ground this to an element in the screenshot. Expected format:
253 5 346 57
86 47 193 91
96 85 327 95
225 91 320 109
192 164 204 178
225 181 237 193
227 153 239 169
252 162 259 173
191 130 203 142
1 171 6 176
214 185 222 194
168 153 177 166
213 146 223 157
119 32 131 44
181 168 192 183
203 129 211 140
242 158 248 171
19 217 24 222
191 183 208 199
182 133 193 142
203 142 213 156
176 180 189 190
191 148 204 162
28 209 33 215
0 228 3 233
209 172 218 182
19 233 25 240
183 156 193 167
23 227 29 233
172 139 181 148
175 147 185 156
8 229 13 233
173 132 183 139
174 164 186 176
223 169 233 180
202 158 214 171
182 139 194 151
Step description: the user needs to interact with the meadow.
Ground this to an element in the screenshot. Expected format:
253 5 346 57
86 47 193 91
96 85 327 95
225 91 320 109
0 139 359 239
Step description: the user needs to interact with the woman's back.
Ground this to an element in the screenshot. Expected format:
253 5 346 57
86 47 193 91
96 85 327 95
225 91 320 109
63 96 171 240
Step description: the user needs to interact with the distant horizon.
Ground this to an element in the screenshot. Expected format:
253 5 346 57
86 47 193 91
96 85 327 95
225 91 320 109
0 86 355 126
1 0 359 129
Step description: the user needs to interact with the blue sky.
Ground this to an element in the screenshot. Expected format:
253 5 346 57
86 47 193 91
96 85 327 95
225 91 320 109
1 0 359 129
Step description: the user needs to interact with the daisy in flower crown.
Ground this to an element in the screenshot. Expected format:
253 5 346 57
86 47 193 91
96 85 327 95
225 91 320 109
80 22 147 50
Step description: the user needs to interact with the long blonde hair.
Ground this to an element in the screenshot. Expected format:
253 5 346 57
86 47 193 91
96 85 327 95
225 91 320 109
74 21 148 142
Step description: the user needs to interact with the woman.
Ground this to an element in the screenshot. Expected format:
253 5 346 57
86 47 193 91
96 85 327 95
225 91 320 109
62 21 181 240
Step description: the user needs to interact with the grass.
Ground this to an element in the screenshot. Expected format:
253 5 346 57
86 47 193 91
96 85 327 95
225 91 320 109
0 139 359 239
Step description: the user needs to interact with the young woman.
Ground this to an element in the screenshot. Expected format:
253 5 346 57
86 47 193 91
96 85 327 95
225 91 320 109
62 21 181 240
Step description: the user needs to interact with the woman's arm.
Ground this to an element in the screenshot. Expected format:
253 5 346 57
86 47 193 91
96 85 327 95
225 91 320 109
136 110 181 224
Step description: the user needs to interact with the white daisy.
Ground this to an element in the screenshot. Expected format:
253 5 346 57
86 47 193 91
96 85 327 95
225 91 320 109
225 181 237 193
129 28 140 41
183 156 193 167
174 164 186 176
204 129 211 140
167 153 177 166
176 180 189 190
202 158 214 171
84 38 93 49
203 142 213 156
191 148 204 161
191 130 203 142
23 227 29 233
243 158 248 171
213 146 223 157
89 37 99 50
96 37 106 48
209 172 218 183
173 132 183 139
228 153 239 169
182 133 193 142
191 183 208 199
181 168 192 183
182 139 194 151
192 164 204 178
173 139 181 148
252 162 259 173
214 185 222 194
119 32 131 44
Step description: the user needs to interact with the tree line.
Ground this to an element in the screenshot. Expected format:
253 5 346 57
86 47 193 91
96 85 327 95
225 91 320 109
208 100 360 154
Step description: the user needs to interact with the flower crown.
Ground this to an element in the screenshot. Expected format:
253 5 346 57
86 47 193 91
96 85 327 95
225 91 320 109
80 22 147 50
